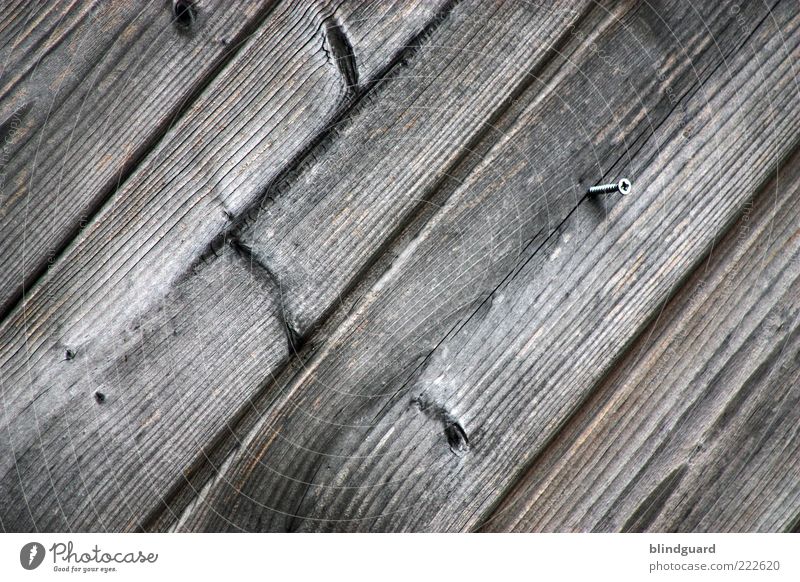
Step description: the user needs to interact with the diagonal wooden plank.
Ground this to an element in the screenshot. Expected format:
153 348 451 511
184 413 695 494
0 0 453 531
238 0 594 339
181 0 795 531
483 149 800 532
169 0 602 532
0 244 291 531
0 0 276 317
142 0 599 531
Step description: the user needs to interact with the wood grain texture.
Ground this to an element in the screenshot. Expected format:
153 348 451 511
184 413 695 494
0 0 451 531
3 0 798 535
0 244 290 531
483 148 800 533
239 0 592 339
181 0 796 531
0 0 275 317
154 0 596 530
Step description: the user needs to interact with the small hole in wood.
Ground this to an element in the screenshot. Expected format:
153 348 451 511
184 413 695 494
65 349 75 361
172 0 196 28
94 391 106 404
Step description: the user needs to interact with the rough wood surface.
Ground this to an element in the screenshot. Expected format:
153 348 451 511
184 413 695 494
2 0 798 534
180 0 797 531
171 0 607 531
0 0 451 531
238 0 593 339
0 0 275 317
0 244 290 531
482 148 800 533
145 0 599 531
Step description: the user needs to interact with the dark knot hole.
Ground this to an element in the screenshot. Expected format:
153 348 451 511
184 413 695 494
173 0 196 28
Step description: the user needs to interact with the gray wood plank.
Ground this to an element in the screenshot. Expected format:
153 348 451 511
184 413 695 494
238 0 594 339
181 0 795 531
168 0 602 532
148 0 598 530
0 0 275 317
483 149 800 533
0 244 290 531
0 0 450 531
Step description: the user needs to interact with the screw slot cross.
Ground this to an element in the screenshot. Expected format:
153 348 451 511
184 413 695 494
588 178 631 196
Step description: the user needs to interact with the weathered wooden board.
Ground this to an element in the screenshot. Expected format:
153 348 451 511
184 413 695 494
0 0 452 531
166 0 610 531
238 0 595 339
0 244 291 531
3 0 797 535
0 0 275 317
483 150 800 533
143 0 599 530
181 0 795 531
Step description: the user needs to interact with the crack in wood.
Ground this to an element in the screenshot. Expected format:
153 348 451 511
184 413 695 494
323 16 358 92
475 0 788 532
620 465 688 532
137 1 467 532
148 0 607 531
0 0 281 325
230 237 305 355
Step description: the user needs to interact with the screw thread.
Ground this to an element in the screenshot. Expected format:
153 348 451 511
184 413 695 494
588 183 618 195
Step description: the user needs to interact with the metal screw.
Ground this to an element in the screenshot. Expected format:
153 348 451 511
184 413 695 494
588 178 631 196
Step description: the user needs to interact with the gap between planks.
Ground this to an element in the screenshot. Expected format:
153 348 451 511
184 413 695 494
153 0 605 531
480 139 800 532
152 0 602 529
0 0 279 321
3 3 456 529
177 0 800 532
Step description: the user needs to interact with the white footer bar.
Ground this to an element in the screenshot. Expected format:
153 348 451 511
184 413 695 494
1 533 797 581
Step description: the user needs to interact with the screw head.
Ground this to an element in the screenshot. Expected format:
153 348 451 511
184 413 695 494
618 178 631 195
